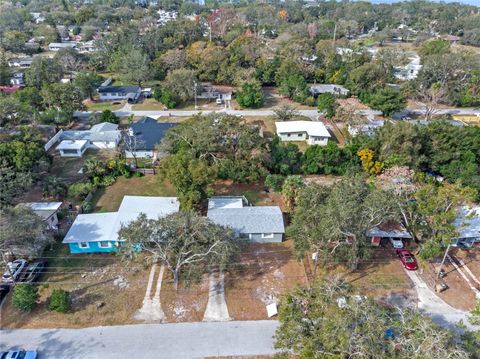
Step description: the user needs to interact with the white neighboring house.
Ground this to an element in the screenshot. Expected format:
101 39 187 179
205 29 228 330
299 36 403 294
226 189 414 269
275 121 331 146
48 42 77 51
18 202 62 230
310 84 349 97
394 54 422 81
56 122 121 157
97 85 141 103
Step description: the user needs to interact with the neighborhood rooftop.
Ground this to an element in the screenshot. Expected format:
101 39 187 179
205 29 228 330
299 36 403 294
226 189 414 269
207 196 285 235
18 202 62 221
129 117 177 151
275 121 331 138
453 206 480 240
97 86 141 94
63 196 180 245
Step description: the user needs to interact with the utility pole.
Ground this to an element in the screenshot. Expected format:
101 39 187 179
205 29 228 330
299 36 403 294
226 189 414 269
437 244 452 279
194 81 198 110
332 22 337 48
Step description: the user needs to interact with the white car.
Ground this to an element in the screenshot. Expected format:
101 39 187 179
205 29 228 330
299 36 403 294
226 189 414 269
2 259 28 283
389 237 404 249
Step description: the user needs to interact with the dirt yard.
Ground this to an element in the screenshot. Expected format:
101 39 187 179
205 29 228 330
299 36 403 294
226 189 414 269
424 248 480 311
225 241 308 321
0 244 147 328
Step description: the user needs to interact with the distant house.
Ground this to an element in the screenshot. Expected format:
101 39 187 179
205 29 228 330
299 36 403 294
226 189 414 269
367 220 412 246
17 202 62 230
309 84 349 97
97 85 141 103
77 41 96 54
7 57 33 68
126 117 177 159
275 121 331 146
348 120 384 137
63 196 179 253
452 206 480 247
207 196 285 243
48 42 77 51
56 122 121 157
10 72 24 86
394 55 422 81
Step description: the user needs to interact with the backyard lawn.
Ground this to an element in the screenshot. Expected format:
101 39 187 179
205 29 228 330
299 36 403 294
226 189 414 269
50 149 116 184
91 175 176 212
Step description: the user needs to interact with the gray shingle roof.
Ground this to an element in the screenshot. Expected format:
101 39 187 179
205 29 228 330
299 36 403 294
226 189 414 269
208 206 285 234
98 86 140 94
129 117 177 150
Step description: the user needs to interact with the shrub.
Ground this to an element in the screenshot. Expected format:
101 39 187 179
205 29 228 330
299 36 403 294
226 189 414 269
42 175 68 199
100 175 116 186
48 289 71 313
133 171 144 177
265 174 285 192
81 200 94 213
304 96 316 107
68 181 94 201
12 284 38 312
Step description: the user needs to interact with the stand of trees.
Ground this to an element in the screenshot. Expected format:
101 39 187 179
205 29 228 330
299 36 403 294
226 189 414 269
275 277 473 358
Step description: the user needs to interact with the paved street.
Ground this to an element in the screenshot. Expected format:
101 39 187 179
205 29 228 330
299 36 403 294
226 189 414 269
0 320 279 359
74 106 480 120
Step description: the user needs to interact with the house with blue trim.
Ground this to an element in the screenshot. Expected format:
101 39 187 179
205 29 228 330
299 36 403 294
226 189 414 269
63 196 180 254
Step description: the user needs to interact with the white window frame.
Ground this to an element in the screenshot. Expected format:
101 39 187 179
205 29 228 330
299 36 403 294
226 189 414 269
261 233 274 239
98 241 112 248
78 242 90 249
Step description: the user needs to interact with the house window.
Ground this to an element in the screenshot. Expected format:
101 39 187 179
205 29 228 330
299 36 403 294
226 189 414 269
79 242 89 249
287 134 291 137
261 233 274 239
98 241 111 248
298 133 303 137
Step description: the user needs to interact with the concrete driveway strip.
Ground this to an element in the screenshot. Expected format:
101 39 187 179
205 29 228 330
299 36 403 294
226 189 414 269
0 320 279 359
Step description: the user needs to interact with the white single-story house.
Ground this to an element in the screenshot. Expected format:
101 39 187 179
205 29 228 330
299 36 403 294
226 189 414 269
97 85 141 103
17 202 62 230
207 196 285 243
7 57 33 68
63 196 180 253
452 206 480 247
125 117 177 159
310 84 349 97
56 122 121 157
57 139 88 157
48 42 77 51
275 121 331 146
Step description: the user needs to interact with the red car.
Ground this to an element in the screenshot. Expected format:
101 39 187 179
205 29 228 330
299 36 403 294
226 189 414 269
396 249 418 270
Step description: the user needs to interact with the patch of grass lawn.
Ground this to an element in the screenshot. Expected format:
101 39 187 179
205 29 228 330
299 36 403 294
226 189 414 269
92 175 176 212
86 102 124 112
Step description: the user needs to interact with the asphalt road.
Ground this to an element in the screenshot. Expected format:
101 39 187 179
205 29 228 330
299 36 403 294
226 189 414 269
74 107 479 119
0 320 279 359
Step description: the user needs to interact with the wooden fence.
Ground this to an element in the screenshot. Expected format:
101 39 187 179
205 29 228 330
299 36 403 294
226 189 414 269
133 168 157 175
